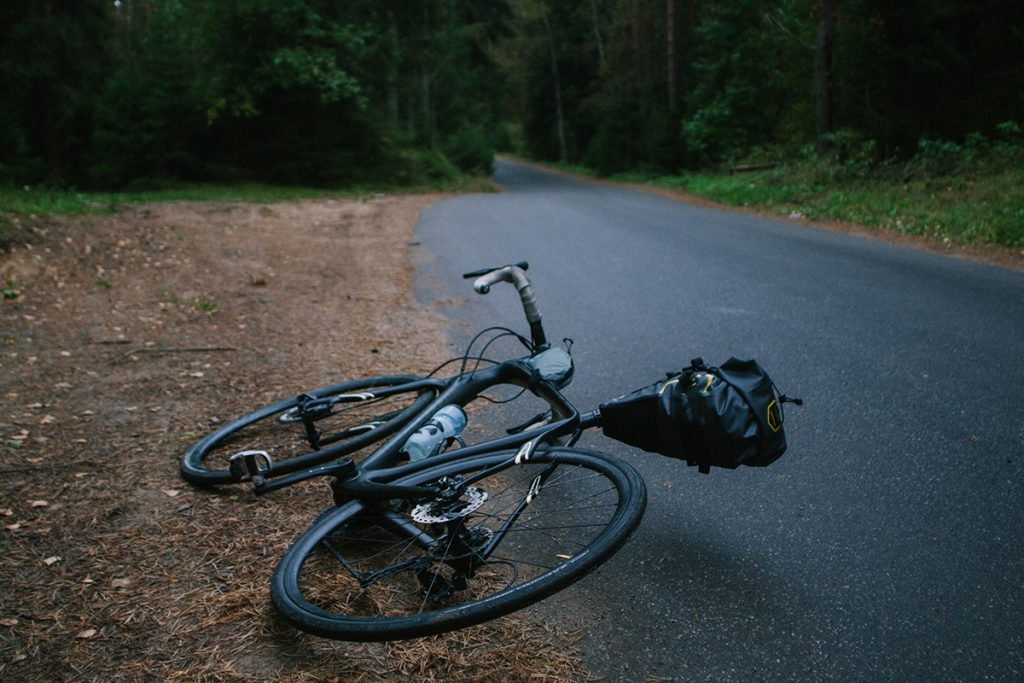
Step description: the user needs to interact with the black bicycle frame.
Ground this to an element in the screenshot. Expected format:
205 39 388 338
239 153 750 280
254 358 584 498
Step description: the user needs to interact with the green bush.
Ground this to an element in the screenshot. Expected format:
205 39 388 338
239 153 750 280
817 129 880 179
681 100 736 166
582 122 628 175
992 121 1023 158
493 122 525 155
915 138 964 176
995 120 1021 141
441 126 495 175
388 148 459 186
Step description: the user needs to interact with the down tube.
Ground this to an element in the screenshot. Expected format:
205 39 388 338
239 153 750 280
362 362 580 479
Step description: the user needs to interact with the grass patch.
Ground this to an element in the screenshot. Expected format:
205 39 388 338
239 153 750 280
0 175 493 220
649 165 1024 248
193 296 219 313
550 141 1024 249
0 174 493 249
153 431 200 448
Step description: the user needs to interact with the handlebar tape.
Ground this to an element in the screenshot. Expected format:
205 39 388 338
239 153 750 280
465 263 547 348
462 261 529 279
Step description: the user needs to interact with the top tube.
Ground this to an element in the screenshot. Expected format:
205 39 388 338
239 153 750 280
359 359 579 474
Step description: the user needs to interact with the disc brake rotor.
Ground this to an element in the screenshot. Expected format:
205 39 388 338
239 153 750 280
411 487 488 524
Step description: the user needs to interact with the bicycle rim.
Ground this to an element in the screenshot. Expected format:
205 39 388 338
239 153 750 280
271 447 646 641
179 375 435 485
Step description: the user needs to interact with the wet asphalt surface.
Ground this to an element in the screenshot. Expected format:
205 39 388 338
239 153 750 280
413 160 1024 681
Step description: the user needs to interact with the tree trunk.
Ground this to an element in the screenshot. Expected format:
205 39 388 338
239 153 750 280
420 5 434 147
666 0 677 112
422 67 434 148
387 10 400 126
542 12 568 164
589 0 605 68
814 0 837 147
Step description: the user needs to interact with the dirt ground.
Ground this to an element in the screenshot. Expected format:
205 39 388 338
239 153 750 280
0 197 587 681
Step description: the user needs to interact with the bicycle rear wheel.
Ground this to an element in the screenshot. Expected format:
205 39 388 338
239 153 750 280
270 446 647 641
179 375 436 486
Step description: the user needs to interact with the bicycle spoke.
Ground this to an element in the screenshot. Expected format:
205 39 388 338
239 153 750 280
284 449 642 635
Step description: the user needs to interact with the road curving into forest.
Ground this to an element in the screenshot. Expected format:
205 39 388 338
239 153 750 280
414 159 1024 682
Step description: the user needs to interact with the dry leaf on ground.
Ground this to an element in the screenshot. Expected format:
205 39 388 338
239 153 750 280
0 195 589 682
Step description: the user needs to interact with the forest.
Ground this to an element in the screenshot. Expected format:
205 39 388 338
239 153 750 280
2 0 1023 190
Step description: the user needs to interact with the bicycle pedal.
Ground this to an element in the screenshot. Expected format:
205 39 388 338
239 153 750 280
229 450 272 483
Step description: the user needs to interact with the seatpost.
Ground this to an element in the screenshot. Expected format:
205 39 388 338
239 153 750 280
466 262 548 350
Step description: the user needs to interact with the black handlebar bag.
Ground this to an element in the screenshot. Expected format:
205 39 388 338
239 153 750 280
599 357 797 473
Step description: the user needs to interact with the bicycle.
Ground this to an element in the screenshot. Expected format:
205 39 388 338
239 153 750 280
179 262 791 642
179 262 577 488
179 262 648 641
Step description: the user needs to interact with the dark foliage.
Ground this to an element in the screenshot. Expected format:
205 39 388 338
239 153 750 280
1 0 507 188
510 0 1024 170
2 0 1021 186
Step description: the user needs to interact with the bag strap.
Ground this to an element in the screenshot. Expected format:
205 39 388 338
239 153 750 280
654 376 686 456
708 360 774 450
654 369 716 473
718 359 804 444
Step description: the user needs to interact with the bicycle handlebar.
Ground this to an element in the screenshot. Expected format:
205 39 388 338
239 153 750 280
462 261 547 349
462 261 529 279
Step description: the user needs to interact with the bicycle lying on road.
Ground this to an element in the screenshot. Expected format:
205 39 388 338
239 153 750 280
180 262 799 641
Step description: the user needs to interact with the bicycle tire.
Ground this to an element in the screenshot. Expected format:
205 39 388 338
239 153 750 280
270 446 647 641
179 375 436 486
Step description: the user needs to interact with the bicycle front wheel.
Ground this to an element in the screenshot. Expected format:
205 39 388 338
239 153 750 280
179 375 436 486
270 446 647 641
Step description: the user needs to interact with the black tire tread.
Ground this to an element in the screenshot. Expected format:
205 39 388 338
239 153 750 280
270 446 646 641
179 374 434 485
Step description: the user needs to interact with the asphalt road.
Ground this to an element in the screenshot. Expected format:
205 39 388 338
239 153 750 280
413 160 1024 681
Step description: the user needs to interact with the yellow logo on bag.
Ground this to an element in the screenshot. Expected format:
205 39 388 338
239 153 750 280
766 399 782 432
661 372 716 396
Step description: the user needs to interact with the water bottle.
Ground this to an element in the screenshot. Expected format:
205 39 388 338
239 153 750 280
402 405 467 461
